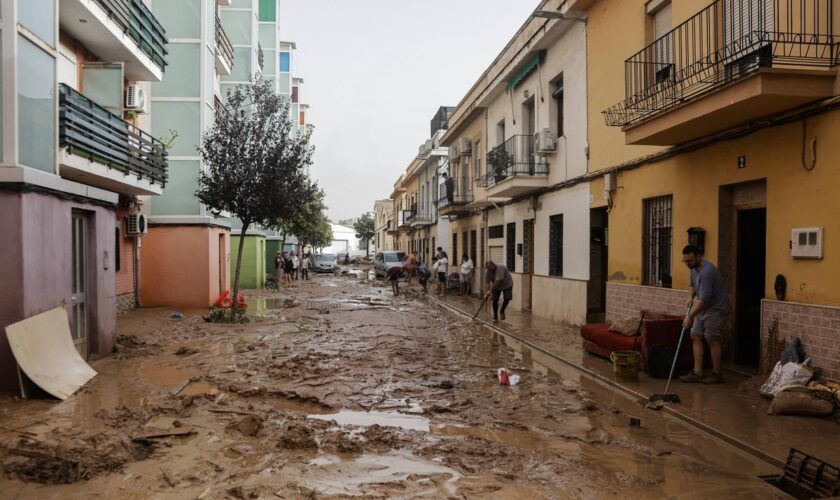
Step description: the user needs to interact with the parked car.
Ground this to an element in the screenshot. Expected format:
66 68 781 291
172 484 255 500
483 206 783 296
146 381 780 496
313 254 337 273
373 251 406 278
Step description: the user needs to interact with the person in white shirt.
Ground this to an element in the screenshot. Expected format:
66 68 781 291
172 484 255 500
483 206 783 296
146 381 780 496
291 252 300 280
300 252 311 280
459 253 474 296
432 248 449 297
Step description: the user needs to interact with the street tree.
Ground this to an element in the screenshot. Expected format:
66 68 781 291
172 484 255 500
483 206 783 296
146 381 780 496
353 212 375 257
197 79 315 320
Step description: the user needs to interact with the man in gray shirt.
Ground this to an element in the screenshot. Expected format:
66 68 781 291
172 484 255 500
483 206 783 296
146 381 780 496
485 261 514 323
680 245 730 385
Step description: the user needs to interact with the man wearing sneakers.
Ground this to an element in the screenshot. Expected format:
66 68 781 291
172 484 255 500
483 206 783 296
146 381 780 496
484 260 513 323
679 245 730 385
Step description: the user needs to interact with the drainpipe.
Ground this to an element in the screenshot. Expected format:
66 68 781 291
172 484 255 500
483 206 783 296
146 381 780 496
133 236 141 309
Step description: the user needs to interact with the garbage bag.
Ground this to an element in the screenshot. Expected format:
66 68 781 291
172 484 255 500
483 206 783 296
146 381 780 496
780 337 805 365
768 387 836 417
759 360 815 399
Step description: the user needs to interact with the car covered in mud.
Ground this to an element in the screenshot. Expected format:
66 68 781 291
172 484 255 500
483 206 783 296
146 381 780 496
313 254 337 273
373 251 406 278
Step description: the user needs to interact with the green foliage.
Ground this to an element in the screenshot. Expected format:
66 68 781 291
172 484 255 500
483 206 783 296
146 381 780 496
487 146 513 179
353 213 375 257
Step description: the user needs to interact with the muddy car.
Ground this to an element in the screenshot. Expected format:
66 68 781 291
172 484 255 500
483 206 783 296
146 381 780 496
373 251 406 278
313 254 337 273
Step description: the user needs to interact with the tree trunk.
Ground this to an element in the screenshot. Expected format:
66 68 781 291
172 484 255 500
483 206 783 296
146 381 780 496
280 232 286 257
231 222 249 320
365 240 370 258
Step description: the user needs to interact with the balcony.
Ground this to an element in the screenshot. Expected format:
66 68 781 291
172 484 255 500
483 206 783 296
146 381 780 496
58 84 168 196
215 16 234 76
410 204 435 227
603 0 837 146
437 177 473 216
59 0 168 81
477 135 549 198
397 210 415 231
258 43 265 72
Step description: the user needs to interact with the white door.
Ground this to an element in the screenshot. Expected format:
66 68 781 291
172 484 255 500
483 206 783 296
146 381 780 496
71 212 89 359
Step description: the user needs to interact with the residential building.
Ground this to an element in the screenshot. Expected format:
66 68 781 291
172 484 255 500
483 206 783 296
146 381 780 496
373 199 394 252
0 0 169 391
569 0 840 379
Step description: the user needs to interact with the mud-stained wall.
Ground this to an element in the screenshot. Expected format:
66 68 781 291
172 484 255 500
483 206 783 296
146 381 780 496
762 300 840 381
606 283 688 323
533 276 588 326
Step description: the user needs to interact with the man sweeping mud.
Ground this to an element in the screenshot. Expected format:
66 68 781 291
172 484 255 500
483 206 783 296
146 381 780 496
679 245 730 385
386 265 405 296
484 260 513 323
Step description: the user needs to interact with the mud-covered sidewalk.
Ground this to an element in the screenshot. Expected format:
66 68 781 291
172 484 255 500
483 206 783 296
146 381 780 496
0 273 786 498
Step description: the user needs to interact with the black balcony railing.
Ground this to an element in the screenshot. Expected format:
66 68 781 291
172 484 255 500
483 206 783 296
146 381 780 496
258 43 265 71
94 0 168 70
437 177 473 207
411 203 435 223
215 15 234 69
398 209 415 227
477 135 548 187
603 0 837 127
59 84 168 186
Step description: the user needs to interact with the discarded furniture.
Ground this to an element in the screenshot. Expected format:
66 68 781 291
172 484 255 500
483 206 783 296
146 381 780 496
580 310 692 373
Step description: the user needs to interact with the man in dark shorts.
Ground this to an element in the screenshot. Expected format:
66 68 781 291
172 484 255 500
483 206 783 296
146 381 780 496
283 252 294 284
484 260 513 323
417 263 432 293
386 265 405 296
679 245 730 385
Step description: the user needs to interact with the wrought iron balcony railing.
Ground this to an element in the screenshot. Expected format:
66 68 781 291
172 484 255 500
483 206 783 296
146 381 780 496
59 84 168 186
411 203 435 224
258 43 265 71
477 135 548 187
94 0 168 70
215 15 234 69
603 0 838 127
398 209 415 227
437 177 474 207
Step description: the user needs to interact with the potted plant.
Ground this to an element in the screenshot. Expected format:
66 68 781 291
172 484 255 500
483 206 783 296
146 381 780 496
488 146 513 184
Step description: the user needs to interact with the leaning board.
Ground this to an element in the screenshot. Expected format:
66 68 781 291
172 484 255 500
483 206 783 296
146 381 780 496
5 307 97 400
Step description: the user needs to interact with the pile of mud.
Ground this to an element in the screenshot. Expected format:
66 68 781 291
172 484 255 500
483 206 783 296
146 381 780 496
112 334 161 359
1 435 154 484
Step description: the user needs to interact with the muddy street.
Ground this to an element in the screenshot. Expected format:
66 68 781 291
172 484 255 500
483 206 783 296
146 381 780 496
0 273 784 499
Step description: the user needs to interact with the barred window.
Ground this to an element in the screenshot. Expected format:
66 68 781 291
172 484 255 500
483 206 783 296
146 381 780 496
549 214 563 276
506 222 516 271
643 195 673 288
488 225 504 239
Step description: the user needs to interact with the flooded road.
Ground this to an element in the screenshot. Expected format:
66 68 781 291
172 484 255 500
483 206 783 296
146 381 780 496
0 274 786 498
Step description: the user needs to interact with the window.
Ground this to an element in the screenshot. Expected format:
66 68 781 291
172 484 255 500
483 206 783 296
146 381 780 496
552 74 564 138
474 141 482 179
470 230 477 265
643 195 673 288
549 215 564 276
452 233 458 264
651 2 673 83
462 231 468 261
18 36 56 172
115 227 122 272
19 0 56 47
497 120 506 145
279 52 290 72
506 222 516 271
488 225 504 239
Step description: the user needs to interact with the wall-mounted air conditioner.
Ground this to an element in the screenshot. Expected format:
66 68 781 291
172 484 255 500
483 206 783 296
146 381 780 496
126 214 148 236
125 85 147 112
536 129 557 154
458 137 472 156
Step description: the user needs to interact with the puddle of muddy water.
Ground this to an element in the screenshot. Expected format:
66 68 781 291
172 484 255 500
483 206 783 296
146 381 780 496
138 361 202 390
309 410 431 432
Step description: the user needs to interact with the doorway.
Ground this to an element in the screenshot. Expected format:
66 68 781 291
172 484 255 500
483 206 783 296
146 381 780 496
219 234 226 294
71 212 89 360
588 208 609 323
735 208 766 366
522 219 535 311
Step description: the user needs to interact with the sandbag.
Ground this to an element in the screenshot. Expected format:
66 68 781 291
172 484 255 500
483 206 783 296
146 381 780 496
759 360 815 399
767 387 836 417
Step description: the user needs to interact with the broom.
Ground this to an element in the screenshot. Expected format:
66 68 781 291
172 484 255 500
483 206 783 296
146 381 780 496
471 293 491 321
649 306 692 404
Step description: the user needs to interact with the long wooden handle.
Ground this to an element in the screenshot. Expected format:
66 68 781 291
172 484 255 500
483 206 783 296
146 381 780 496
472 295 490 319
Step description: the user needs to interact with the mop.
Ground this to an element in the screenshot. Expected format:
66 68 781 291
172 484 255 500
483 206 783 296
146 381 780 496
648 306 692 404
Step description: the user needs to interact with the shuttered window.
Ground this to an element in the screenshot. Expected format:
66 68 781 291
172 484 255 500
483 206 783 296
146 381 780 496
549 215 564 277
723 0 773 67
652 2 673 83
506 222 516 271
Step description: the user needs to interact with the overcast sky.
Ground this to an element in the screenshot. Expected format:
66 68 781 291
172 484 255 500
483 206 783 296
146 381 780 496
278 1 537 221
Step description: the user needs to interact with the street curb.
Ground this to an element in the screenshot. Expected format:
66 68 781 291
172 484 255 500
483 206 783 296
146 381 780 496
424 294 785 471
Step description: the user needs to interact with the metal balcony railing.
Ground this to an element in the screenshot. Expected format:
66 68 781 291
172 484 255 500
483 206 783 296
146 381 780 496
398 209 415 227
603 0 837 127
477 135 548 187
215 15 234 69
437 177 473 207
258 43 265 71
94 0 168 70
412 203 435 223
59 84 168 186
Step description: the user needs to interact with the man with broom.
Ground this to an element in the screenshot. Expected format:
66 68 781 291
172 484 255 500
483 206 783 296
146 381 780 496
679 245 730 385
484 260 514 323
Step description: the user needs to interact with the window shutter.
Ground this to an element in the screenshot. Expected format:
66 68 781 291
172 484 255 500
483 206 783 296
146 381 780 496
653 3 673 65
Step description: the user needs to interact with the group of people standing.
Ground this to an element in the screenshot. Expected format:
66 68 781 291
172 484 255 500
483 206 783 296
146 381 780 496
386 248 514 323
274 250 311 284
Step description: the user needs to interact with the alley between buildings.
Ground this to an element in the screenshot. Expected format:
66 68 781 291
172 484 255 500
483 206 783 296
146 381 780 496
0 271 788 499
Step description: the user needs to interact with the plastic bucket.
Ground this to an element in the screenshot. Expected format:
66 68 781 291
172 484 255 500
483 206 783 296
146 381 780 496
610 350 641 382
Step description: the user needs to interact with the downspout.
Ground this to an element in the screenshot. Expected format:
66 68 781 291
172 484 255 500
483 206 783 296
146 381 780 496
133 236 140 309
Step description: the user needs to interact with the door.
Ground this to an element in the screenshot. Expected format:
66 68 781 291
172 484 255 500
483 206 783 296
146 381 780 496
71 212 89 359
522 220 535 311
219 234 225 294
588 208 609 323
735 208 766 367
81 63 125 116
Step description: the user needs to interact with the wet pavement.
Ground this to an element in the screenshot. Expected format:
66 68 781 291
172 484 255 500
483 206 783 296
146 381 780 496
0 272 792 498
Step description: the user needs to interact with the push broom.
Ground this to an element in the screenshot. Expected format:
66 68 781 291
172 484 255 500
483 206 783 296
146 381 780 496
649 306 692 404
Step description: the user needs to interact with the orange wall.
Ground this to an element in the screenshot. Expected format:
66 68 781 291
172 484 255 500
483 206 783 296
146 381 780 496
115 207 135 296
140 226 230 309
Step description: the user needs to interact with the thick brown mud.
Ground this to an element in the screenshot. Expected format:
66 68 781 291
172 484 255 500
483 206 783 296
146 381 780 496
0 273 786 498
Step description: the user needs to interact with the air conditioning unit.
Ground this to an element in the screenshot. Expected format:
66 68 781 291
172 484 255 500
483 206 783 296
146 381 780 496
125 85 147 112
791 227 823 259
458 138 472 156
536 129 557 154
125 213 148 236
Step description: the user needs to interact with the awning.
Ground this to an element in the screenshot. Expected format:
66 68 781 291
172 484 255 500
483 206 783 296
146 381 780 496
506 51 546 93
